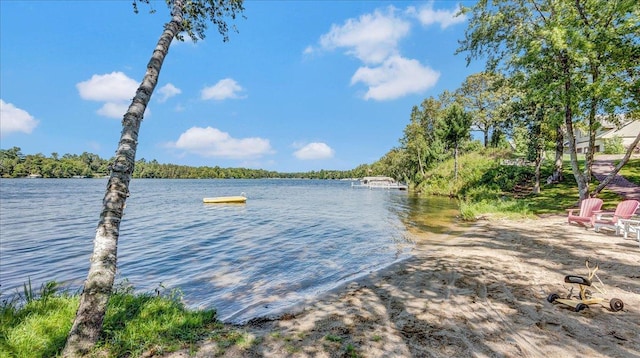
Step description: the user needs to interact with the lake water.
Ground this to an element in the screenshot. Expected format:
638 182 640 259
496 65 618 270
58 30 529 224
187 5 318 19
0 178 458 323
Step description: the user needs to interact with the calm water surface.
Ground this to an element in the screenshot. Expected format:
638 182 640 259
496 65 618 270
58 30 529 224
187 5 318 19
0 178 457 323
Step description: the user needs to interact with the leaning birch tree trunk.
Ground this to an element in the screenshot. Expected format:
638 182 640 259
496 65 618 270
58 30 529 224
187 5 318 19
592 131 640 196
62 2 185 356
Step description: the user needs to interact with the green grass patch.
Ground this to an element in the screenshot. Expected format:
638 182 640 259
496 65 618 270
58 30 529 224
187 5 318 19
345 343 360 357
97 283 218 356
618 158 640 185
0 280 245 358
459 198 533 221
325 334 343 342
419 149 628 220
0 291 78 358
416 150 500 197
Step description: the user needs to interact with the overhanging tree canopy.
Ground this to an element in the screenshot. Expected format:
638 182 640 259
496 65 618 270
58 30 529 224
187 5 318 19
458 0 640 201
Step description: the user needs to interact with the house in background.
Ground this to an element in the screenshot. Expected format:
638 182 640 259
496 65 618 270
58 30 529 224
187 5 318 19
599 120 640 152
568 117 640 154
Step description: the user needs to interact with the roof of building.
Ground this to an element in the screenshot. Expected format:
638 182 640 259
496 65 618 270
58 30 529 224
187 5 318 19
601 120 640 139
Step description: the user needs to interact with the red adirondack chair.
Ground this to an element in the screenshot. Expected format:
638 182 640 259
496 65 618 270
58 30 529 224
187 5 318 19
567 198 603 227
593 199 640 234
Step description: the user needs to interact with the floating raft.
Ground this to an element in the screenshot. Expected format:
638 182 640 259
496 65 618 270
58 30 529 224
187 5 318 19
203 195 247 204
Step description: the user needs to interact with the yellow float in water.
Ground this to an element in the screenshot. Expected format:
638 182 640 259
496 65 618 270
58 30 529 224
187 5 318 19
202 195 247 204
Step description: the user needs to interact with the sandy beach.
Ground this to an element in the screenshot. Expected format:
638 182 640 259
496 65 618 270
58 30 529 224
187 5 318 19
171 216 640 357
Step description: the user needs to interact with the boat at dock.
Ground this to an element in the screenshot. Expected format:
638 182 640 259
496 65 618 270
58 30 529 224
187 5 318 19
351 176 408 190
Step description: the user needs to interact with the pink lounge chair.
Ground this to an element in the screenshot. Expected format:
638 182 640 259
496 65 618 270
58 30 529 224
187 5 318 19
567 198 603 226
593 199 640 234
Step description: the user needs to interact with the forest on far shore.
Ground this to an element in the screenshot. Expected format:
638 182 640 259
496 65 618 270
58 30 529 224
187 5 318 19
0 146 372 180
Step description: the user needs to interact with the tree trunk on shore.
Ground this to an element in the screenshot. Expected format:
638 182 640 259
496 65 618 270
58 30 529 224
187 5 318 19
532 112 542 194
453 143 459 181
62 2 184 356
583 87 598 188
592 132 640 197
560 52 590 201
553 127 564 182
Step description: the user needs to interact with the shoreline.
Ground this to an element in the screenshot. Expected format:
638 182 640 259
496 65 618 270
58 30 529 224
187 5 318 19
170 216 640 357
222 252 418 326
221 215 462 325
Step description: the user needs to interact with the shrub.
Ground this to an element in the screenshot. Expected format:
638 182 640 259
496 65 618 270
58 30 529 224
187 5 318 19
603 136 625 154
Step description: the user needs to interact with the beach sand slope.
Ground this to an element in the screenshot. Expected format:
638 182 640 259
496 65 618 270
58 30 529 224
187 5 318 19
170 216 640 357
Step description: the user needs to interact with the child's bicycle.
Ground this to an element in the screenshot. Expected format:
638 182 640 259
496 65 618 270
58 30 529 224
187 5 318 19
547 259 624 312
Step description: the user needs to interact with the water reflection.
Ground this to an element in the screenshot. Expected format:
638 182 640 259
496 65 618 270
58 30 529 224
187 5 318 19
393 194 461 235
0 179 459 323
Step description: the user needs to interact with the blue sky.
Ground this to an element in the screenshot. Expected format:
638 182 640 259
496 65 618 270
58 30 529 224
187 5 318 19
1 0 482 172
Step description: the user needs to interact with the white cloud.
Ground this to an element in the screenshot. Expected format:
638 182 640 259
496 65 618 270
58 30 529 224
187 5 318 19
319 7 410 64
77 71 138 102
171 33 199 46
293 142 335 160
408 2 466 29
97 102 130 118
0 99 39 136
312 4 460 100
157 83 181 102
303 45 314 55
76 72 143 118
168 126 273 159
351 56 440 100
201 78 246 101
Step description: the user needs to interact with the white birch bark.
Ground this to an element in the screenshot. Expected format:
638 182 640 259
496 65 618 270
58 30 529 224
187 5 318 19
62 1 184 355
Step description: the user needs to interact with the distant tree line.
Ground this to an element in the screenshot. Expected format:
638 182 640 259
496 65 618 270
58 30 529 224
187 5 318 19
0 146 377 180
0 147 107 178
